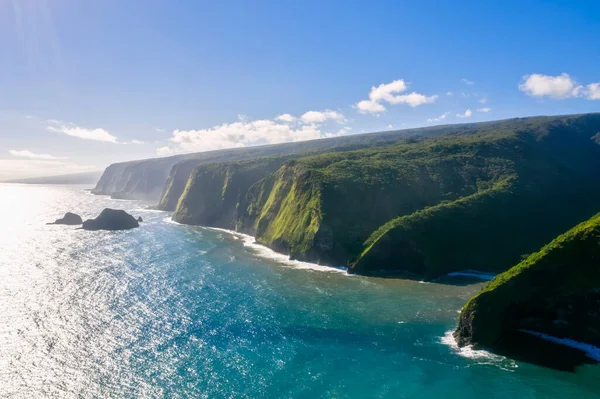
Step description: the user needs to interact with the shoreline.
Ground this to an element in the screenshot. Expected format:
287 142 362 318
204 226 350 274
164 217 349 275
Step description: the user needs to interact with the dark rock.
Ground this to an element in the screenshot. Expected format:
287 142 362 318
137 216 143 222
82 208 139 231
48 212 83 225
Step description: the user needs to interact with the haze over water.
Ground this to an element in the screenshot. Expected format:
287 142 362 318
0 184 598 398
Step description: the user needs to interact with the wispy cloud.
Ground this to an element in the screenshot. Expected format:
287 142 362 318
46 120 144 144
456 109 472 118
9 149 66 160
477 108 491 113
355 79 437 114
276 113 297 123
427 112 450 123
47 120 118 143
301 110 345 123
461 78 475 85
479 97 488 104
157 109 350 156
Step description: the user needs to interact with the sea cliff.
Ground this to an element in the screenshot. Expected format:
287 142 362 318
454 213 600 351
172 114 600 278
94 121 501 203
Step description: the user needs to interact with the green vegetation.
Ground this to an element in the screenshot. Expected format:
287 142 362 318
454 213 600 348
173 156 291 228
171 113 600 278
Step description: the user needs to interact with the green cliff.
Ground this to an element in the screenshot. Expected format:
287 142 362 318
99 119 518 204
173 113 600 278
454 213 600 350
173 156 291 228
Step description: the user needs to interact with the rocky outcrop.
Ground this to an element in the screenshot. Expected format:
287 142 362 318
137 216 143 222
48 212 83 225
454 213 600 353
82 209 139 231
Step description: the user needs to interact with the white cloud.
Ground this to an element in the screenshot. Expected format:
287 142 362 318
387 124 393 129
461 78 474 85
427 112 450 123
368 79 408 102
477 108 491 113
585 83 600 100
9 149 66 160
323 126 352 138
158 112 352 155
356 100 386 114
446 92 454 96
155 127 166 133
518 73 578 99
479 97 488 104
47 120 118 143
355 79 437 114
129 140 145 145
276 113 297 123
457 109 472 118
388 92 438 107
300 110 344 123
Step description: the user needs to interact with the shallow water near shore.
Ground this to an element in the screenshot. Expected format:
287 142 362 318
1 184 599 398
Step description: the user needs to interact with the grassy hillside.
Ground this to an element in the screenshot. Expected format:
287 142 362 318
99 115 579 203
454 213 600 349
172 113 600 277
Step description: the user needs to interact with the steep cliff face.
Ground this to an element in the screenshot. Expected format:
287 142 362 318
454 213 600 350
92 157 182 201
173 113 600 278
173 156 291 228
157 159 203 211
351 114 600 277
235 138 515 266
95 118 527 203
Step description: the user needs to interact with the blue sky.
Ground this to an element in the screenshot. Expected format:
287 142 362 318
1 0 599 179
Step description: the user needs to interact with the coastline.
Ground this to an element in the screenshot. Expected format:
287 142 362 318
164 217 349 275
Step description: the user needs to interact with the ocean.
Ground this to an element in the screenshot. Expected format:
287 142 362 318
0 183 598 398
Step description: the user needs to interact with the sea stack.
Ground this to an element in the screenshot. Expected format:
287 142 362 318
48 212 83 225
82 208 139 231
137 216 143 222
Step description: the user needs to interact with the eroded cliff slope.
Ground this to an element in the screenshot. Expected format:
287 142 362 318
173 114 600 278
95 120 518 203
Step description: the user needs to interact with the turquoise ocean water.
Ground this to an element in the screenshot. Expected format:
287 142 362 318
0 183 598 398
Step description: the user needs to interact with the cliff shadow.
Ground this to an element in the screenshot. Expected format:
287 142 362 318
490 330 598 372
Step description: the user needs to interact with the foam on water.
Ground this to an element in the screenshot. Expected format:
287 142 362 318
206 227 349 274
441 331 517 371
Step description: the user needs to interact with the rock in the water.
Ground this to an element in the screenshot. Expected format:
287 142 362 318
48 212 83 225
137 216 143 222
82 208 139 231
